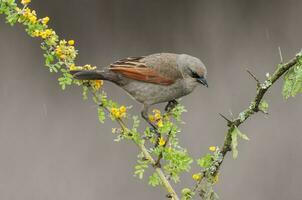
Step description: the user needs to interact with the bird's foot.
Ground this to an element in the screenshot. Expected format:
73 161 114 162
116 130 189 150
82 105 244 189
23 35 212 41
165 99 178 112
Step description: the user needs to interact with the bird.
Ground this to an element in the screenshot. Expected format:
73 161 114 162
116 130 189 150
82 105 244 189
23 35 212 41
71 53 208 128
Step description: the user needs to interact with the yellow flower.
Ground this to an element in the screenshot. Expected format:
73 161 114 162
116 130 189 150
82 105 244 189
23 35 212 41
68 40 75 45
23 8 31 16
119 105 127 113
59 54 66 59
40 32 47 39
41 17 50 25
154 112 161 120
55 46 62 55
192 173 202 181
32 30 40 37
111 107 118 114
83 64 97 70
69 64 77 70
92 80 103 90
159 137 166 146
157 119 163 128
209 146 216 152
21 0 31 5
149 115 155 122
28 15 37 23
110 107 125 119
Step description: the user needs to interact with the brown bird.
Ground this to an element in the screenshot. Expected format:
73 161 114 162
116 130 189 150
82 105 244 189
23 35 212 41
71 53 208 128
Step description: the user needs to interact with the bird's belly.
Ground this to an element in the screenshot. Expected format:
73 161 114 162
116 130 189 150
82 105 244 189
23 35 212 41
122 81 187 105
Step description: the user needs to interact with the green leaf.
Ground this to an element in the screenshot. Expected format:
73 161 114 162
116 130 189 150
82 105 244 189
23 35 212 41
134 159 148 180
132 116 140 131
181 188 194 200
148 172 161 187
259 100 269 113
282 63 302 98
230 126 249 159
237 130 249 141
82 86 88 100
171 104 187 122
197 154 213 168
97 107 105 123
231 127 238 159
200 181 219 200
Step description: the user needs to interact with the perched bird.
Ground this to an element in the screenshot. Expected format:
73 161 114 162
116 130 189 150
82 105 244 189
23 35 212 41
71 53 208 127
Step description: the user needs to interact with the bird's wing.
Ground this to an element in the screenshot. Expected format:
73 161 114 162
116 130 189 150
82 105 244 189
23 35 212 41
109 54 182 85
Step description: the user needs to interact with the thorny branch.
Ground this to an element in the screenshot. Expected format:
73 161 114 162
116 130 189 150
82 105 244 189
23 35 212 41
194 54 299 197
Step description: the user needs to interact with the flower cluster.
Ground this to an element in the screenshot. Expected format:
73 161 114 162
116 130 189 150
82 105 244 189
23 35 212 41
21 7 37 23
91 80 103 90
149 109 165 128
110 106 127 119
7 1 101 90
55 40 77 61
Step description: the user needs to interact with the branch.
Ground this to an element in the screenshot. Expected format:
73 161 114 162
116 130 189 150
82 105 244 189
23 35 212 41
91 89 180 200
154 129 172 168
116 117 179 200
194 54 299 196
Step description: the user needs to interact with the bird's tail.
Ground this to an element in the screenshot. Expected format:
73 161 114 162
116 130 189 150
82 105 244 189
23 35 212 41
70 70 111 80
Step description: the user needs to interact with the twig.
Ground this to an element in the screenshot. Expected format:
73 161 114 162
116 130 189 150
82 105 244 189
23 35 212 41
154 129 172 168
246 69 260 86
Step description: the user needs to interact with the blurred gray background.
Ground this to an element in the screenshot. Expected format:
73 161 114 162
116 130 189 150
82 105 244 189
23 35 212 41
1 0 302 199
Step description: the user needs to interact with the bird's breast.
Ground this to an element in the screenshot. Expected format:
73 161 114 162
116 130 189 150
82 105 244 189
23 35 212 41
121 78 197 105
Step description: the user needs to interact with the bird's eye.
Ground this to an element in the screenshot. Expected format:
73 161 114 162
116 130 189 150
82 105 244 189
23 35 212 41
188 68 200 78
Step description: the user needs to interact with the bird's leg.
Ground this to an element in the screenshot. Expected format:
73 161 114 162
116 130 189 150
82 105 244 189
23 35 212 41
141 104 160 144
165 99 178 112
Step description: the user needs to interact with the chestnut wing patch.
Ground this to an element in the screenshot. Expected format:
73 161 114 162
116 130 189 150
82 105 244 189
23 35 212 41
109 57 174 85
110 67 174 85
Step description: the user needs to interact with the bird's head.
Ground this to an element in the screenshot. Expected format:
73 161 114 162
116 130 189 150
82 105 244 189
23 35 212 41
178 54 208 87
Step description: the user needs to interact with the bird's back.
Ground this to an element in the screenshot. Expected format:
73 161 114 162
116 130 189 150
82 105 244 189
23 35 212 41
109 53 184 85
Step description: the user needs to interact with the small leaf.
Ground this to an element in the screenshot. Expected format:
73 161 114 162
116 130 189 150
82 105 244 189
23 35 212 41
97 107 106 123
148 173 161 187
237 130 249 141
230 126 249 159
282 63 302 98
197 154 213 168
259 100 269 113
231 127 238 159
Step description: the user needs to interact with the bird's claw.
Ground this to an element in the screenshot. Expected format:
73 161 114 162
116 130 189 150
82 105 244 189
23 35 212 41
165 100 178 112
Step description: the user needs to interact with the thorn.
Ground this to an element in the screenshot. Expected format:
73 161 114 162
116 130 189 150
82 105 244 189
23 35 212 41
219 113 233 126
246 69 260 86
278 46 283 63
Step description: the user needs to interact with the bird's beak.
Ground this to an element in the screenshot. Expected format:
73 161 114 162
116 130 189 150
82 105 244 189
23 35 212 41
197 76 208 87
